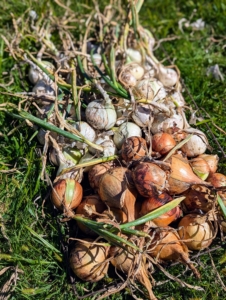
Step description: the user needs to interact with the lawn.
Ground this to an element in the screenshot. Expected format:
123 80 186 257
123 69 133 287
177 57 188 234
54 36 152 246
0 1 226 299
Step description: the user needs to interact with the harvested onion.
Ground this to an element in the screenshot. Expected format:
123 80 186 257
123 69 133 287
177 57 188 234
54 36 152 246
121 136 147 162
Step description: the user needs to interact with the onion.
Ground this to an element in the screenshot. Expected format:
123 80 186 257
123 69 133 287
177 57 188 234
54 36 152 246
70 239 109 282
168 154 212 195
178 214 214 250
75 195 107 236
113 122 142 149
101 207 128 224
51 178 83 215
152 132 176 155
29 61 55 84
88 162 113 191
126 48 142 63
132 103 154 127
134 78 163 101
198 154 219 174
98 167 137 222
110 242 157 300
121 136 147 162
157 65 179 88
73 121 96 150
149 227 200 278
132 162 166 197
189 157 210 180
140 192 181 226
207 172 226 188
181 129 208 157
151 112 184 135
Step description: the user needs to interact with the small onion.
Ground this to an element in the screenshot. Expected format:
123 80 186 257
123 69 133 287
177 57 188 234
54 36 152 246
207 172 226 188
152 132 176 155
126 48 142 63
70 239 109 282
132 103 154 127
149 227 200 278
151 112 184 135
157 65 179 88
88 162 113 190
178 214 214 250
32 80 56 97
113 122 142 149
29 61 55 84
132 162 166 197
140 192 181 226
121 136 147 162
73 121 96 150
198 154 219 174
51 178 83 214
98 167 137 222
134 78 163 101
189 157 210 180
181 129 208 157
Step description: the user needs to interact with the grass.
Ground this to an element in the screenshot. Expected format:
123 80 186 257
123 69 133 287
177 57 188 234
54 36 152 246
0 0 226 299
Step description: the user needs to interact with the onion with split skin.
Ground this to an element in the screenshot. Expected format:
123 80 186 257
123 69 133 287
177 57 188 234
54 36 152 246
121 136 147 162
98 167 137 222
70 239 110 282
178 213 215 250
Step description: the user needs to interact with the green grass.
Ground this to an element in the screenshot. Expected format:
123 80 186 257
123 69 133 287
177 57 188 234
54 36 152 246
0 1 226 299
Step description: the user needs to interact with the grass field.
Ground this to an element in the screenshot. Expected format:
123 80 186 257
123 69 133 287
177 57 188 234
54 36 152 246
0 1 226 299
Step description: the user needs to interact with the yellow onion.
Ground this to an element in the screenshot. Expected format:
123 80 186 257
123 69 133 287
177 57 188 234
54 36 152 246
101 207 128 224
178 213 214 250
88 162 113 191
168 154 212 195
110 242 157 300
183 185 214 213
140 192 181 226
75 195 107 236
132 162 166 198
207 172 226 188
198 154 219 174
189 157 210 180
149 227 200 278
152 132 176 155
121 136 147 162
70 239 109 282
51 179 83 214
98 167 137 222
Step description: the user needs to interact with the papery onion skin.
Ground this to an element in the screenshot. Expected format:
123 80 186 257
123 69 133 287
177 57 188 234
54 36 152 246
121 136 147 162
132 162 166 198
149 227 200 278
198 154 219 174
88 162 113 190
181 132 207 157
140 192 181 226
207 172 226 188
51 179 83 212
113 122 142 149
178 214 214 250
152 132 176 155
70 239 109 282
189 157 210 180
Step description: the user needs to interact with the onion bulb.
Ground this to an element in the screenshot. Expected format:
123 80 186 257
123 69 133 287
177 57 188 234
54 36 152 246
140 192 181 226
189 157 210 180
29 61 55 84
121 136 147 162
198 154 219 174
98 167 137 222
149 227 200 278
178 214 214 250
132 103 154 127
51 178 83 215
181 129 208 157
151 112 184 135
152 132 176 155
70 239 109 282
113 122 142 149
88 162 113 191
132 162 166 197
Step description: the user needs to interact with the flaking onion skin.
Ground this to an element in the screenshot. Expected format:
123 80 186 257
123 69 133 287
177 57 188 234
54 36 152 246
121 136 147 162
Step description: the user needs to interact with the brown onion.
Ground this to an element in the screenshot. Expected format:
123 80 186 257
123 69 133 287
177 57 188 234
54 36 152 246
75 195 107 235
110 242 157 300
178 214 214 250
51 179 83 214
183 186 214 213
132 162 166 198
149 227 200 278
198 154 219 174
98 167 137 222
88 162 113 190
121 136 147 162
168 154 212 195
207 172 226 188
152 132 176 155
189 157 210 180
70 239 109 282
140 192 181 226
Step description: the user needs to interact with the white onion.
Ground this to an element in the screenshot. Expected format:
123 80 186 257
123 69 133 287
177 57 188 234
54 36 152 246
29 61 55 84
73 121 96 150
181 128 208 157
132 103 154 127
32 80 56 96
157 65 178 88
113 122 142 149
151 112 184 134
134 79 163 101
126 48 142 63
